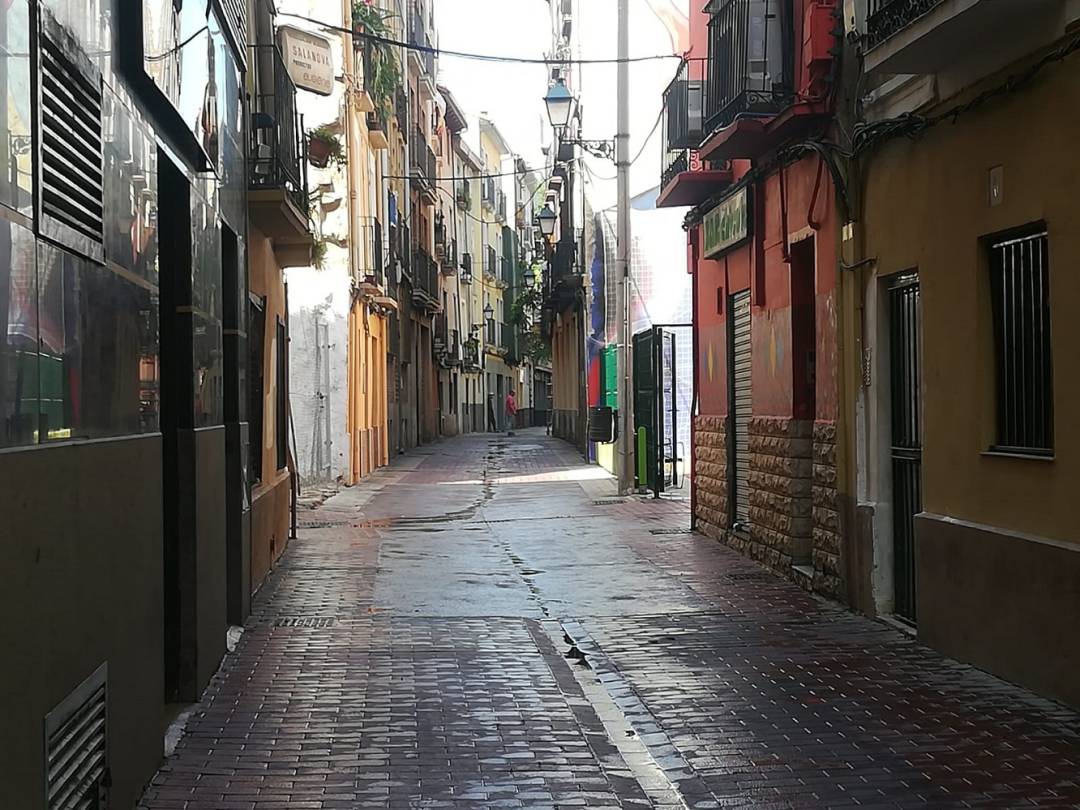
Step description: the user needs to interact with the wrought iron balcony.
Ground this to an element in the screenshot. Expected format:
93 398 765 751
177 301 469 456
481 177 497 209
496 191 507 222
704 0 794 136
456 182 471 209
248 44 311 262
866 0 945 50
409 4 436 78
411 126 437 183
410 245 439 311
657 57 734 207
356 217 384 288
484 246 498 279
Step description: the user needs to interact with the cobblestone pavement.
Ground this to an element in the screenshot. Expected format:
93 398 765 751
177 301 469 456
141 431 1080 809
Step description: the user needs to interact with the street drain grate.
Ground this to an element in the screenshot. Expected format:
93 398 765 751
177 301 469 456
299 520 351 529
274 617 336 628
722 572 776 583
592 499 625 506
650 528 693 536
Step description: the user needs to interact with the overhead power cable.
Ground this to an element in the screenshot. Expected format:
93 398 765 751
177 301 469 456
280 12 683 64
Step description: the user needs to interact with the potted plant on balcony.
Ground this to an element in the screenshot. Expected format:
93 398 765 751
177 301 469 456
353 1 400 121
308 126 343 169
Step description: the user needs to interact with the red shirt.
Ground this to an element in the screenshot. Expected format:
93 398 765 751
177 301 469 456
505 395 518 416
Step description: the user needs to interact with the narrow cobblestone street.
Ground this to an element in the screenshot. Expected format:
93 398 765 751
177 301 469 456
140 431 1080 809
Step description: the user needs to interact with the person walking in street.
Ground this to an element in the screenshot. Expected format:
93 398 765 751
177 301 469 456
505 390 518 436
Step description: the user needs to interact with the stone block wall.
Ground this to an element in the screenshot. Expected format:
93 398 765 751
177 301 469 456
746 417 814 571
812 420 841 598
693 415 728 539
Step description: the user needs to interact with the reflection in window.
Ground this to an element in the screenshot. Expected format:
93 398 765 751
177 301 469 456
0 221 38 447
192 193 224 427
0 0 34 216
37 244 160 441
103 89 159 282
40 0 111 76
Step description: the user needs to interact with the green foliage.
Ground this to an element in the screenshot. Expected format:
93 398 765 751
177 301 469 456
509 286 542 328
353 1 400 122
308 126 344 167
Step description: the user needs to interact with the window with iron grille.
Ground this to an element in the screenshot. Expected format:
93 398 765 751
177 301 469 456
988 227 1053 454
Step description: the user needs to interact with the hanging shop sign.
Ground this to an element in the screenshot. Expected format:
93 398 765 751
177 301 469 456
702 186 749 258
278 26 334 96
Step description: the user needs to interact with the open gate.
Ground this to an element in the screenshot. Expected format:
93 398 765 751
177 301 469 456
632 326 684 495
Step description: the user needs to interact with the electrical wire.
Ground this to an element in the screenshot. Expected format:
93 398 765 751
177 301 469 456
280 12 683 65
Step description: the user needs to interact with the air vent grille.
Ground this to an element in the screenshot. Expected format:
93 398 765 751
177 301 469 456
40 30 104 246
46 664 108 810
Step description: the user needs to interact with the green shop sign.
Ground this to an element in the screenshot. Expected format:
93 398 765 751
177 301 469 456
702 187 749 258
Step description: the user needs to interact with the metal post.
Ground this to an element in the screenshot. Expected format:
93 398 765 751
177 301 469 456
616 0 633 494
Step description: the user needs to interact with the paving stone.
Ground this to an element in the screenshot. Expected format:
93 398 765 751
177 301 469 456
140 430 1080 810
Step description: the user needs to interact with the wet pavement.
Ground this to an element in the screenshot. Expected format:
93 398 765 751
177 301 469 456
140 430 1080 809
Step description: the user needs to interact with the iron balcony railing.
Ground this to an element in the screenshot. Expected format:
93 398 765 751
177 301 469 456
499 256 511 285
481 177 497 209
460 251 473 281
866 0 946 49
394 87 408 133
411 126 436 183
704 0 795 135
412 245 438 300
395 221 412 281
249 44 308 218
661 57 710 188
456 181 471 209
484 246 498 278
358 216 384 287
409 4 436 77
496 190 507 222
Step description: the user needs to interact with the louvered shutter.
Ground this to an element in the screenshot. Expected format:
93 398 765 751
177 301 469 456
731 290 751 527
45 663 108 810
38 10 104 260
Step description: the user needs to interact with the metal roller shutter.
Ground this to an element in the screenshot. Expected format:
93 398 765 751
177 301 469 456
731 291 752 527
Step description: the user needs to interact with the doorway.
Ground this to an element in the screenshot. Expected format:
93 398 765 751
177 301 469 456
888 274 922 623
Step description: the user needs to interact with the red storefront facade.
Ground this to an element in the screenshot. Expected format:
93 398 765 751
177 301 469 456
660 0 850 599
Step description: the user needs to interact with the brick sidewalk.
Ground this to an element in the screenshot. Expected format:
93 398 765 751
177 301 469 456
141 431 1080 809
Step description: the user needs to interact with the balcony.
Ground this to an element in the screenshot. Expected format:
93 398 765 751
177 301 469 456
411 126 438 203
367 111 389 150
699 0 826 162
484 246 498 280
248 44 313 267
496 190 507 222
356 217 385 294
394 87 408 136
499 256 511 288
411 245 440 312
435 317 461 367
657 58 734 208
481 177 497 210
409 4 436 81
460 252 473 282
456 182 471 209
864 0 1056 76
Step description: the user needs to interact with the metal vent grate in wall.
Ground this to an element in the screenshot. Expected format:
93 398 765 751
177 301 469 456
40 23 104 248
45 663 108 810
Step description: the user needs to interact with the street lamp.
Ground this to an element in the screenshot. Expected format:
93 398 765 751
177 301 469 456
483 302 494 320
536 205 557 238
543 79 577 131
524 270 536 290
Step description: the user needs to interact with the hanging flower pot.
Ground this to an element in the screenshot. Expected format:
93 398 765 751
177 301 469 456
307 126 342 169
